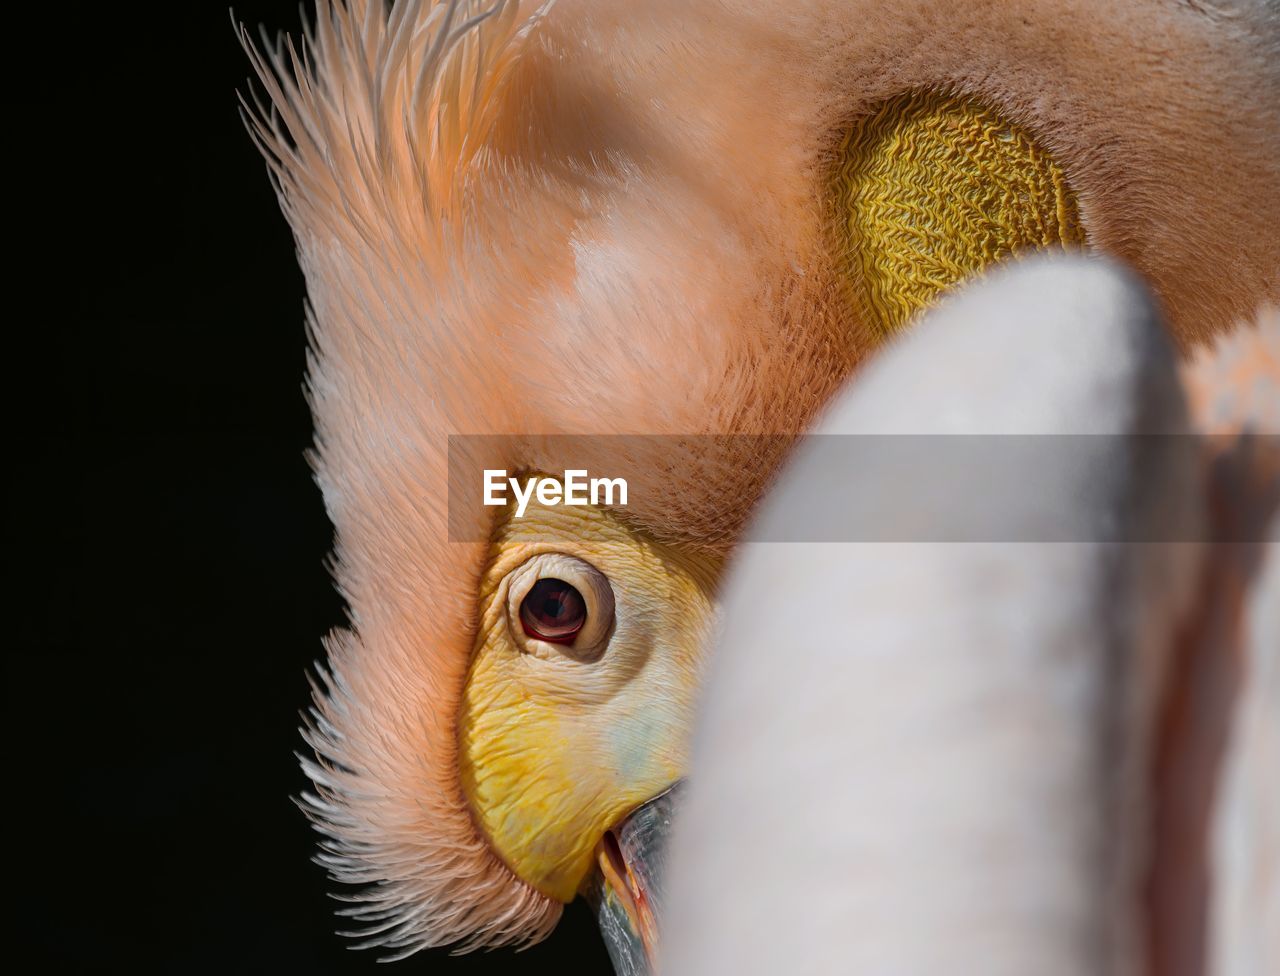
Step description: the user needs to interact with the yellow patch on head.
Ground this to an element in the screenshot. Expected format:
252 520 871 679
835 91 1087 335
459 487 718 903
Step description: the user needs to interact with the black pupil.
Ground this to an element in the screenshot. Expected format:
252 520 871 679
520 578 587 642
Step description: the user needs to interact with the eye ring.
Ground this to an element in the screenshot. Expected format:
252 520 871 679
506 553 616 661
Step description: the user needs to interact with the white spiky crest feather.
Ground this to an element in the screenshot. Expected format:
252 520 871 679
240 0 564 958
241 0 553 249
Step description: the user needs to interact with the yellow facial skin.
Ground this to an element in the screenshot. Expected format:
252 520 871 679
459 492 719 902
836 91 1086 335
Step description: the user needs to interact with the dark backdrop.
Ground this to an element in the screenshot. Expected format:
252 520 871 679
26 3 608 970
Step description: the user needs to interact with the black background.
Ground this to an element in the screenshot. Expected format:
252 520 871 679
27 2 608 970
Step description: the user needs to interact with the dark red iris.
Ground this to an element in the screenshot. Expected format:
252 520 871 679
519 578 587 645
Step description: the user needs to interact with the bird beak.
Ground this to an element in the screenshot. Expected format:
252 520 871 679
586 781 684 975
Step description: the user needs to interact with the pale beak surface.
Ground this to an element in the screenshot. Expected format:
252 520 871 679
657 258 1270 974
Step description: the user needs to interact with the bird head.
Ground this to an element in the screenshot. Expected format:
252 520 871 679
240 0 1278 967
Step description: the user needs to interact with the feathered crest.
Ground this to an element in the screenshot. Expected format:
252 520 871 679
239 0 563 959
240 0 550 254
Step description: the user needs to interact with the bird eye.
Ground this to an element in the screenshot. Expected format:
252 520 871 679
519 578 587 644
506 553 616 660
